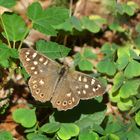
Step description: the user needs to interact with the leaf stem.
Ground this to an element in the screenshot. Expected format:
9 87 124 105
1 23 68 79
18 28 29 51
0 15 11 48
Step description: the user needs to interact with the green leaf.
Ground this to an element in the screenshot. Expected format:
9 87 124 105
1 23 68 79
101 43 118 57
109 91 120 103
12 108 37 128
124 60 140 78
26 133 49 140
0 44 18 68
116 2 138 16
111 72 125 93
81 17 100 33
1 13 28 41
136 23 140 33
97 60 116 76
74 49 96 71
130 99 140 114
40 122 60 133
109 22 125 32
76 110 106 131
55 16 82 32
126 121 140 140
83 48 97 59
0 0 16 8
101 134 120 140
119 80 140 98
89 15 107 28
36 40 71 59
134 35 140 50
0 131 13 140
135 111 140 126
27 2 69 36
78 59 93 71
70 16 82 31
117 47 130 70
123 2 138 16
57 123 79 140
117 99 133 111
79 131 99 140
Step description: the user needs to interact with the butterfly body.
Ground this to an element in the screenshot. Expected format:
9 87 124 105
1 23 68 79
19 48 106 111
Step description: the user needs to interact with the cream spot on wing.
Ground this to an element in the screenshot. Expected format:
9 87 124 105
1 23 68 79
85 84 89 89
43 60 48 65
66 92 71 97
32 53 37 58
92 88 96 92
91 79 95 85
32 80 37 84
39 57 44 62
83 90 86 94
33 61 38 65
40 69 43 72
31 67 35 70
98 84 101 88
25 51 30 55
72 97 75 102
78 76 82 81
83 77 87 82
26 58 30 61
39 79 44 85
78 91 81 94
25 52 29 55
34 71 38 75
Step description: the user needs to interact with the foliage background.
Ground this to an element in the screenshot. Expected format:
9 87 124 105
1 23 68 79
0 0 140 140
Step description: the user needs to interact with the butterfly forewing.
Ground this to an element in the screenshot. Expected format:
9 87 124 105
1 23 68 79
19 48 60 75
19 48 61 102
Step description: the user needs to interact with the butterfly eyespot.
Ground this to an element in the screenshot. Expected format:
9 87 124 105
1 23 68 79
33 84 37 89
40 93 44 97
36 89 40 94
63 101 67 106
68 100 72 104
56 101 61 105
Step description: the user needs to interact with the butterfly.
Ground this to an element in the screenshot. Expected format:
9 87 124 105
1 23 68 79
19 48 106 111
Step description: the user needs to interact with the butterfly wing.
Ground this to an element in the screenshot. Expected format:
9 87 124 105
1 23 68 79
28 74 59 102
19 48 61 102
51 75 80 111
69 71 106 100
19 48 60 75
51 70 106 111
